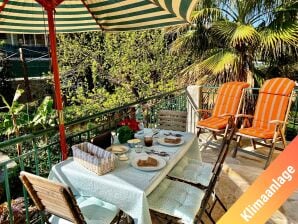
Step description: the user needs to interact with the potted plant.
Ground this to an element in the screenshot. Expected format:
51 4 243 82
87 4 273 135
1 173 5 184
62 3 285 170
117 126 134 144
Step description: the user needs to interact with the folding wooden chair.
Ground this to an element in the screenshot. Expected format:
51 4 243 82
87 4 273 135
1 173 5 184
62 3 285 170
148 122 235 224
19 171 120 224
167 82 248 190
157 110 187 132
197 82 249 140
232 78 295 169
168 116 235 189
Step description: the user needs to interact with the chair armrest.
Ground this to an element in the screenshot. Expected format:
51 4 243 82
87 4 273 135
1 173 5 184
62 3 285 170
269 120 287 124
235 114 254 119
219 113 234 118
197 109 212 113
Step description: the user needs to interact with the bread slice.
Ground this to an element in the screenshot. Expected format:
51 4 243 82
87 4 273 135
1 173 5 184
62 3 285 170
107 145 126 152
164 137 181 144
137 157 158 167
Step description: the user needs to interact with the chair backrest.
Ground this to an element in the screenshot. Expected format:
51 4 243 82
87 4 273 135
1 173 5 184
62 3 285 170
91 131 113 149
157 110 187 131
19 171 86 224
252 78 295 132
212 82 250 117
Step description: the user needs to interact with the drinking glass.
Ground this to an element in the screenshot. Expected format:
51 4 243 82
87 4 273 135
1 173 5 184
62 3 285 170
135 144 143 153
144 136 153 147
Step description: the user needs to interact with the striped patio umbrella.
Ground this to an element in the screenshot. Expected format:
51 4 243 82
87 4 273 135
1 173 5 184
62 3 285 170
0 0 198 159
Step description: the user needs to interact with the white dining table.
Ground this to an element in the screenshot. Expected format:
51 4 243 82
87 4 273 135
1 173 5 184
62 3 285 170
48 130 201 224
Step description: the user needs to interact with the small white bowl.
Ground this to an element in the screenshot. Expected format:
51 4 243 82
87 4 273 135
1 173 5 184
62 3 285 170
127 139 141 148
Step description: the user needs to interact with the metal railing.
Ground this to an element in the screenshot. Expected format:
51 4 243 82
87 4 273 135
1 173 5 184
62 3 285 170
0 86 297 223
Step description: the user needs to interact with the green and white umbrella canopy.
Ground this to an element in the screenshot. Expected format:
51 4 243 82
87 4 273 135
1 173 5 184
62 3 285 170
0 0 198 33
0 0 199 159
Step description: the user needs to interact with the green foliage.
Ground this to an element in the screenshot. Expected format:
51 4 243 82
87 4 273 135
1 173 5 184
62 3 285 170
31 96 56 129
0 89 57 143
63 86 133 122
57 30 190 121
0 87 28 138
0 111 29 137
117 126 134 144
169 0 298 85
57 32 105 99
103 31 186 98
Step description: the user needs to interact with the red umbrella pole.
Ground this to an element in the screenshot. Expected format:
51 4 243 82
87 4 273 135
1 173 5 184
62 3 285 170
47 8 68 160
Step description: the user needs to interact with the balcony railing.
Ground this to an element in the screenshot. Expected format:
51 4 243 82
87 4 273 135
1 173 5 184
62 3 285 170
0 86 297 223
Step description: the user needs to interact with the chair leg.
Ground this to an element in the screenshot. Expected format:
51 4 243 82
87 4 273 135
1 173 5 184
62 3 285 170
265 128 281 169
264 141 275 169
197 128 202 139
232 135 241 158
204 210 216 224
250 139 257 150
212 132 217 140
38 211 50 224
280 131 287 149
196 192 226 224
116 211 123 224
214 193 227 212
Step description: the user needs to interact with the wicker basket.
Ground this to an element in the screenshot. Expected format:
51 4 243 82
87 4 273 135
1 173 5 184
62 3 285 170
72 142 116 175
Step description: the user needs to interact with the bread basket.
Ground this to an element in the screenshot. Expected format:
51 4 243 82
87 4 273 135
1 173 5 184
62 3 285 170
72 142 116 175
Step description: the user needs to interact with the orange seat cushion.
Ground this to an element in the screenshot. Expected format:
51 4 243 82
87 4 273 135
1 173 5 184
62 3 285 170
238 127 275 139
197 116 229 130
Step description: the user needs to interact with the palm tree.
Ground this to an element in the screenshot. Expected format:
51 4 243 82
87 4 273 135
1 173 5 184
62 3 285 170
170 0 298 86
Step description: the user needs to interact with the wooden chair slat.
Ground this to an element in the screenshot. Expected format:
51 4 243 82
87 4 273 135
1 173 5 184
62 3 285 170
43 202 74 218
19 174 44 211
157 110 187 132
19 171 86 224
36 191 74 210
26 176 67 191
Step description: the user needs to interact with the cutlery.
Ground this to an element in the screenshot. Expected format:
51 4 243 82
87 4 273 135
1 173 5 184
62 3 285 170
152 131 159 136
145 149 169 157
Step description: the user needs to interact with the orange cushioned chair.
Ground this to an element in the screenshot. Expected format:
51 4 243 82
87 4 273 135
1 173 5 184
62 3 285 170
197 82 249 140
232 78 295 169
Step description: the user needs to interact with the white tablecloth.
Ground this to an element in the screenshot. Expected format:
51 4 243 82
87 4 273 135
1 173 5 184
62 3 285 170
49 131 201 224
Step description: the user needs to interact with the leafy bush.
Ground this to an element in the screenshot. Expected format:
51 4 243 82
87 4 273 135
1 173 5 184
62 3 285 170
117 126 134 144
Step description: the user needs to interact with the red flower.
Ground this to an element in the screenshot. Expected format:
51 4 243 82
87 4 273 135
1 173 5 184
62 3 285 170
118 119 140 132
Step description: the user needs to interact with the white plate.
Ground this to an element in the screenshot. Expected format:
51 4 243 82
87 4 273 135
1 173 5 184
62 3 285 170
106 145 129 154
157 137 185 146
135 130 144 135
131 155 166 171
